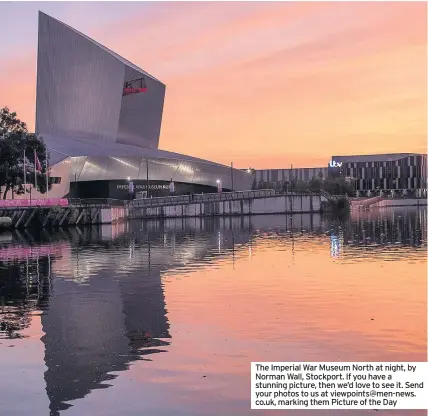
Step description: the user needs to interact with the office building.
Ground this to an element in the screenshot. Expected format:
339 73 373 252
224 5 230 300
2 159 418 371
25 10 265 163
328 153 426 196
254 167 329 189
254 153 427 196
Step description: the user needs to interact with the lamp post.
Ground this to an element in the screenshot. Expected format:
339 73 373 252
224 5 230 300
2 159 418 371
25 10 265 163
146 158 150 198
230 162 234 191
23 134 27 193
46 146 49 199
127 176 134 200
74 172 77 198
216 179 222 193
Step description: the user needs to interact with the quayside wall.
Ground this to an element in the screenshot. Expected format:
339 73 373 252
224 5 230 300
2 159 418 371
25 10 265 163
129 191 327 220
0 191 330 228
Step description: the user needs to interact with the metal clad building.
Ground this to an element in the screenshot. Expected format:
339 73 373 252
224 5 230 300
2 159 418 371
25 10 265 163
36 11 165 150
329 153 427 193
255 167 329 187
35 12 253 199
254 153 427 195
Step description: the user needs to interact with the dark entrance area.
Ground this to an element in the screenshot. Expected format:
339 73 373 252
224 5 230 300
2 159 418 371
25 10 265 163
70 180 220 200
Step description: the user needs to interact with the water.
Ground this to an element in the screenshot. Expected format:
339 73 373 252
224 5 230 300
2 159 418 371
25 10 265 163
0 207 426 416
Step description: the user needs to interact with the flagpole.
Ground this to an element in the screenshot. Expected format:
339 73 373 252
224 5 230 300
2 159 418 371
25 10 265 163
46 147 49 199
23 149 27 191
34 149 37 190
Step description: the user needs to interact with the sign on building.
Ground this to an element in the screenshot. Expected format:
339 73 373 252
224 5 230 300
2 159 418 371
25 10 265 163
329 160 343 168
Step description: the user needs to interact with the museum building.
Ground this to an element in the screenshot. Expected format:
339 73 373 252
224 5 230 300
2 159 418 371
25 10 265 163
34 12 253 200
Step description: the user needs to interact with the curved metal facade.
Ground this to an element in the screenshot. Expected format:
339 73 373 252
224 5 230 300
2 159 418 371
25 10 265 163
35 12 253 198
50 155 253 199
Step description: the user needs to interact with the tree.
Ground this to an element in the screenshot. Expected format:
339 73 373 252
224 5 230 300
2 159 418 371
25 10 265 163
289 179 308 192
0 107 27 136
0 107 51 199
323 177 356 197
284 176 356 196
308 177 322 191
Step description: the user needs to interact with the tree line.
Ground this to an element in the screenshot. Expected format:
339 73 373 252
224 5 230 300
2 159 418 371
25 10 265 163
0 107 51 199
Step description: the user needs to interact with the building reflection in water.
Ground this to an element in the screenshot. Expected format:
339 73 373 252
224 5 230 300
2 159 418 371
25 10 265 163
330 233 343 258
0 242 57 339
328 207 427 257
0 209 425 415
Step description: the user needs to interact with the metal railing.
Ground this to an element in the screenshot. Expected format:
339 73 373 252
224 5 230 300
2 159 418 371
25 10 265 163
350 196 384 210
131 189 276 208
68 198 128 207
317 190 341 202
193 189 275 202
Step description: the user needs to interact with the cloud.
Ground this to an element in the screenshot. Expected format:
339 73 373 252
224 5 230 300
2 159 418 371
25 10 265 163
0 2 426 169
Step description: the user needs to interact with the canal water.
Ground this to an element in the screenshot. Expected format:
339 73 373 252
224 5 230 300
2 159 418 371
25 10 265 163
0 207 426 416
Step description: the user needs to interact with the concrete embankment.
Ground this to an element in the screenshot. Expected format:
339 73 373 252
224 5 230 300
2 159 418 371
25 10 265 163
371 198 427 208
0 204 128 228
129 192 328 219
0 191 332 227
351 197 427 210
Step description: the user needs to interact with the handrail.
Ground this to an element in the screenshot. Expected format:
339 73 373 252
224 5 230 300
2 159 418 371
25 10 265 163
350 196 384 209
69 198 127 207
130 189 311 208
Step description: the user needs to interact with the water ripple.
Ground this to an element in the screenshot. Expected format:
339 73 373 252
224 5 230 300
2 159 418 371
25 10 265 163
0 208 426 416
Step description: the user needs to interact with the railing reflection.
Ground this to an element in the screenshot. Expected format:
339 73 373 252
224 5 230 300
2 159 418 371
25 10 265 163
0 252 53 339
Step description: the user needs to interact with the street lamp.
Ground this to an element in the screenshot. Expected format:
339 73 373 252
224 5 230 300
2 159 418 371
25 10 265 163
216 179 222 193
127 176 134 200
146 158 150 198
73 172 77 198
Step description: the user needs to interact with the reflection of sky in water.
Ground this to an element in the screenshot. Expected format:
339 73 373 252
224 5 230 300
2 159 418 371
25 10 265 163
0 209 425 416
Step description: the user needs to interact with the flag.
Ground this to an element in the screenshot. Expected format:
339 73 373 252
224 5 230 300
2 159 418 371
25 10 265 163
23 149 27 188
34 152 42 172
34 149 39 189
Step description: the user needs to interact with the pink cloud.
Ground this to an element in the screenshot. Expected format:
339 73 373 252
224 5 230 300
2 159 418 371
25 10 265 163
0 2 426 169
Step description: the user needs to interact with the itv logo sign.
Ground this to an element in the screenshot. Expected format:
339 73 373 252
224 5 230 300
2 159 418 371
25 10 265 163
329 160 343 168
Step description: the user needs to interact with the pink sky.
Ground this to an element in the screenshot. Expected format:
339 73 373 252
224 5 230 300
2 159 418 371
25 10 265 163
0 2 426 168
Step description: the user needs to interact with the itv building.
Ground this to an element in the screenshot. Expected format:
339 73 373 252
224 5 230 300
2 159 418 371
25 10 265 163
254 153 427 197
35 12 253 199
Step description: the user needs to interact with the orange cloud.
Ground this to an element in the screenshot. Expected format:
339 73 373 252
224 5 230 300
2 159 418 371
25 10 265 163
0 2 426 169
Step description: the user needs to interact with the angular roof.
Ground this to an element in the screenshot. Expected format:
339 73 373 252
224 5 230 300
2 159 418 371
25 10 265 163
39 11 164 85
43 134 228 168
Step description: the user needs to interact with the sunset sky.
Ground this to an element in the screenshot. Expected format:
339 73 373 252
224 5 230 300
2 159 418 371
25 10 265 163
0 2 426 169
